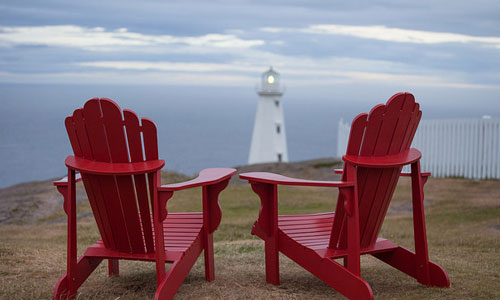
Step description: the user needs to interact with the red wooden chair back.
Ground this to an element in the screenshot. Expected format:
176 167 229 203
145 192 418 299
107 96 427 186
331 93 422 249
65 98 158 254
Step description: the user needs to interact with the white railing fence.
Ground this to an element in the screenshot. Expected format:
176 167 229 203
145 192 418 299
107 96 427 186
337 118 500 179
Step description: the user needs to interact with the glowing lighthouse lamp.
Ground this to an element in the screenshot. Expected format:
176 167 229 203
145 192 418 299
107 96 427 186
248 67 289 164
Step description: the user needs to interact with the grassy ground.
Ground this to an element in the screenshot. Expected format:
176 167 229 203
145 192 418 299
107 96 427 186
0 174 499 299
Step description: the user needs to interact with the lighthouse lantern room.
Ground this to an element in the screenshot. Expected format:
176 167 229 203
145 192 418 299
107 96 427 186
248 67 289 164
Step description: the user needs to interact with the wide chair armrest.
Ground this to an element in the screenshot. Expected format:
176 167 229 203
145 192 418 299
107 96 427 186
240 172 354 187
336 147 430 178
343 148 421 168
65 156 165 175
334 168 431 178
159 168 237 191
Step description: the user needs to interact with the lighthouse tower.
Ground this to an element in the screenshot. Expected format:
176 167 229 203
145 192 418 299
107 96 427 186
248 67 289 164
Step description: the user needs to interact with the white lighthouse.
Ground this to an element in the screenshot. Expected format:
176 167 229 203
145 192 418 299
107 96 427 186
248 67 289 164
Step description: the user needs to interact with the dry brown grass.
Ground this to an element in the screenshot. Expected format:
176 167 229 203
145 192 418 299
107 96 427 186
0 176 499 299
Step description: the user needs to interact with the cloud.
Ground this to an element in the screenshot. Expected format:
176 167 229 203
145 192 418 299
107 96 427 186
285 70 497 89
0 24 498 90
0 70 255 86
75 58 499 90
0 25 265 51
262 24 500 47
80 61 263 73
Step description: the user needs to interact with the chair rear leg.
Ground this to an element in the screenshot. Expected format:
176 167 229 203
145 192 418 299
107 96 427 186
373 247 450 287
320 258 373 300
155 240 203 300
108 259 119 277
53 256 103 300
281 244 373 300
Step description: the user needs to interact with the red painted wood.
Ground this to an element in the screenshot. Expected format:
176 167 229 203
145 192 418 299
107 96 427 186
201 178 231 281
373 245 449 287
54 256 103 299
365 94 422 247
159 168 238 192
278 230 374 300
54 98 235 300
66 168 77 296
83 99 131 252
249 182 280 285
286 232 331 239
67 106 115 249
65 156 164 175
152 171 167 283
281 226 332 234
316 238 399 259
240 92 450 300
142 118 159 160
53 173 82 186
292 236 330 242
348 93 423 249
142 118 159 210
203 230 215 281
108 259 119 277
355 99 396 249
410 161 432 285
278 212 333 219
360 104 385 155
124 109 155 253
345 113 368 156
240 172 354 187
155 236 203 300
343 148 421 168
279 220 333 227
335 168 431 178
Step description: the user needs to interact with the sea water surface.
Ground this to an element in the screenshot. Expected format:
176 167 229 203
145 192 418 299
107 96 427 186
0 83 495 188
0 84 358 188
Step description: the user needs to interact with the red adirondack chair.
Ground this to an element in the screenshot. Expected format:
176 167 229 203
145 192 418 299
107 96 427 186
53 98 236 300
240 93 449 299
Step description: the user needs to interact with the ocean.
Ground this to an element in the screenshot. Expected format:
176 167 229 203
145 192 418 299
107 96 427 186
1 83 496 188
0 84 358 188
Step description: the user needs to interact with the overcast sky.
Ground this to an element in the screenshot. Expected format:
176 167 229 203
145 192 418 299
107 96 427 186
1 0 499 112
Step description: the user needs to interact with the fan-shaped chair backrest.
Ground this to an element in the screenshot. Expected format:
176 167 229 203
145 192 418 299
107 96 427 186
331 93 421 250
65 98 159 254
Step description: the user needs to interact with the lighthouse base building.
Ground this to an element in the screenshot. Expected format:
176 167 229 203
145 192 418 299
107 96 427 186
248 67 288 164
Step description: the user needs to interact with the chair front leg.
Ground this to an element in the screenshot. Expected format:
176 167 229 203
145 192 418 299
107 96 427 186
66 168 78 296
202 179 230 281
342 185 361 276
54 169 105 300
250 182 279 285
153 171 172 285
338 163 361 276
